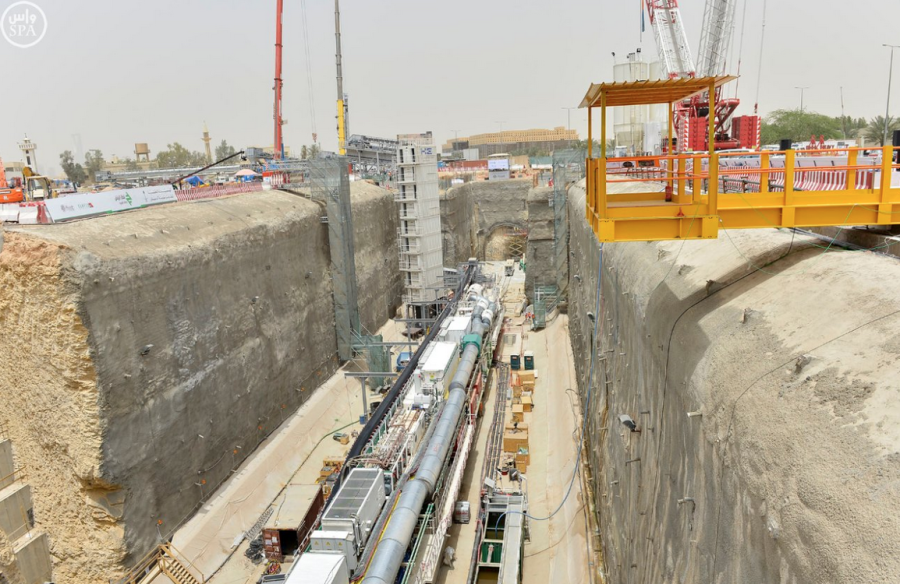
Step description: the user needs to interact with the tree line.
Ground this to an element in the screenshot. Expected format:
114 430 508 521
760 110 900 146
57 140 239 184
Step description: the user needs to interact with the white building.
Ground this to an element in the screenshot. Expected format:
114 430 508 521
396 134 445 308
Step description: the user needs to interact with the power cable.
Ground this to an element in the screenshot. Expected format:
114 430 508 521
753 0 767 114
300 0 318 143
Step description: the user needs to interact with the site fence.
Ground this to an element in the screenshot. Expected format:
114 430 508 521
175 182 264 202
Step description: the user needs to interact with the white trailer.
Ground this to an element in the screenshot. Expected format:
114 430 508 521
413 341 460 399
286 551 349 584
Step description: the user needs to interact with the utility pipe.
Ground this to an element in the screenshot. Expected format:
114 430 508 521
361 300 497 584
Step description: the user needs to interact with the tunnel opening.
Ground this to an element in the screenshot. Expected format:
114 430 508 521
484 224 527 261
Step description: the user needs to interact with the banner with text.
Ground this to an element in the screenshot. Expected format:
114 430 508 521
43 185 177 222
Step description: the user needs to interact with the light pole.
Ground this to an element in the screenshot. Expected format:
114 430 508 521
795 86 809 112
883 44 900 146
495 121 506 154
562 107 576 131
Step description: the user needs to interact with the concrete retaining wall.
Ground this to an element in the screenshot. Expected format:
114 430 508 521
440 180 558 299
567 179 900 583
439 179 530 266
0 185 401 583
524 186 554 300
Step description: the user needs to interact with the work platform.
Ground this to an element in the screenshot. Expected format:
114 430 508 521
581 76 900 242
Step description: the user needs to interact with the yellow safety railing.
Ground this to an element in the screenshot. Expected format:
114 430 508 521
585 145 900 242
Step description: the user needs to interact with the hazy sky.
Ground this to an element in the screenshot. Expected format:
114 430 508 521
2 0 899 176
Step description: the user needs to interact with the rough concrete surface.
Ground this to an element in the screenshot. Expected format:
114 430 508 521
348 181 402 333
567 179 900 583
0 184 401 583
440 179 531 265
440 180 558 300
524 186 555 300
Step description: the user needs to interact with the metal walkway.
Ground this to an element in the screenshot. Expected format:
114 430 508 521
580 77 900 242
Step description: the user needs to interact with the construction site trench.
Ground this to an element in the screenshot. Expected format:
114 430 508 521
0 176 898 584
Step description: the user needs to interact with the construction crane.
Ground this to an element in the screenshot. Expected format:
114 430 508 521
335 0 348 155
644 0 754 151
644 0 696 80
273 0 285 159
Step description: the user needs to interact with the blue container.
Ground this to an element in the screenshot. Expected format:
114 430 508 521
510 354 521 370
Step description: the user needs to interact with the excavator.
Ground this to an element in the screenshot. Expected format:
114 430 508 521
0 159 58 204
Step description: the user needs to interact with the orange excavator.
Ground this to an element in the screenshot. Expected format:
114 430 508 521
0 158 57 204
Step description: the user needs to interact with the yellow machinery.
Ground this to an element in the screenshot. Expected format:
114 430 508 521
0 165 57 204
581 76 900 242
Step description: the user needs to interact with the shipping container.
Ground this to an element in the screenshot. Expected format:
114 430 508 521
262 484 325 562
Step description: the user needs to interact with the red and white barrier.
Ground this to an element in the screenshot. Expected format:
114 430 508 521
0 202 53 224
175 182 264 202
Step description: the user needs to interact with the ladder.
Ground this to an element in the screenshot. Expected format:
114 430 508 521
157 545 202 584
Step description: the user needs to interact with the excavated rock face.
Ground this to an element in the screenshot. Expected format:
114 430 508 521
568 180 900 584
0 529 26 584
0 186 401 583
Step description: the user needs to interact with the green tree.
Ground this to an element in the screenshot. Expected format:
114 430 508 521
156 143 207 168
572 139 615 156
301 145 309 160
308 144 320 159
215 139 236 160
862 116 900 146
124 158 140 171
84 149 105 181
834 115 868 140
760 109 843 145
59 150 87 184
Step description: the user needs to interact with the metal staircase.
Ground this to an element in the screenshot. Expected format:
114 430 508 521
158 545 202 584
118 543 204 584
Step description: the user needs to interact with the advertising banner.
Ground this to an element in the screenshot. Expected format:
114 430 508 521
44 185 177 222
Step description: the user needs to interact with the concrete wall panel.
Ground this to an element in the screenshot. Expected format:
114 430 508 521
0 484 31 542
0 441 13 490
14 533 52 584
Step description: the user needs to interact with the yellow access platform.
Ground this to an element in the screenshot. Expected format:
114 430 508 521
581 76 900 242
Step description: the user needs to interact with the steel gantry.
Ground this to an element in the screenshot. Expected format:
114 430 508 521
581 76 900 242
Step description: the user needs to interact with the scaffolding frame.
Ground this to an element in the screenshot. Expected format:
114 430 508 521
311 157 361 361
551 149 586 295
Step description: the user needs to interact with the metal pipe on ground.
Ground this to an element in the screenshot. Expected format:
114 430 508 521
335 261 476 496
361 300 496 584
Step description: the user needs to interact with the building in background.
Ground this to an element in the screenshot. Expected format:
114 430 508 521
442 127 578 158
202 123 213 164
396 132 445 318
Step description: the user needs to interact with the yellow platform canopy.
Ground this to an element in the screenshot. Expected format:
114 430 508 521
579 75 736 108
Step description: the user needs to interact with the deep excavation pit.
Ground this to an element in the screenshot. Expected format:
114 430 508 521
1 174 898 584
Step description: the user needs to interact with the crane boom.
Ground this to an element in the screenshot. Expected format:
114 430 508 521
696 0 738 77
273 0 284 160
644 0 696 79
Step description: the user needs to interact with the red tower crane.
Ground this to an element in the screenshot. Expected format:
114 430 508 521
644 0 759 151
